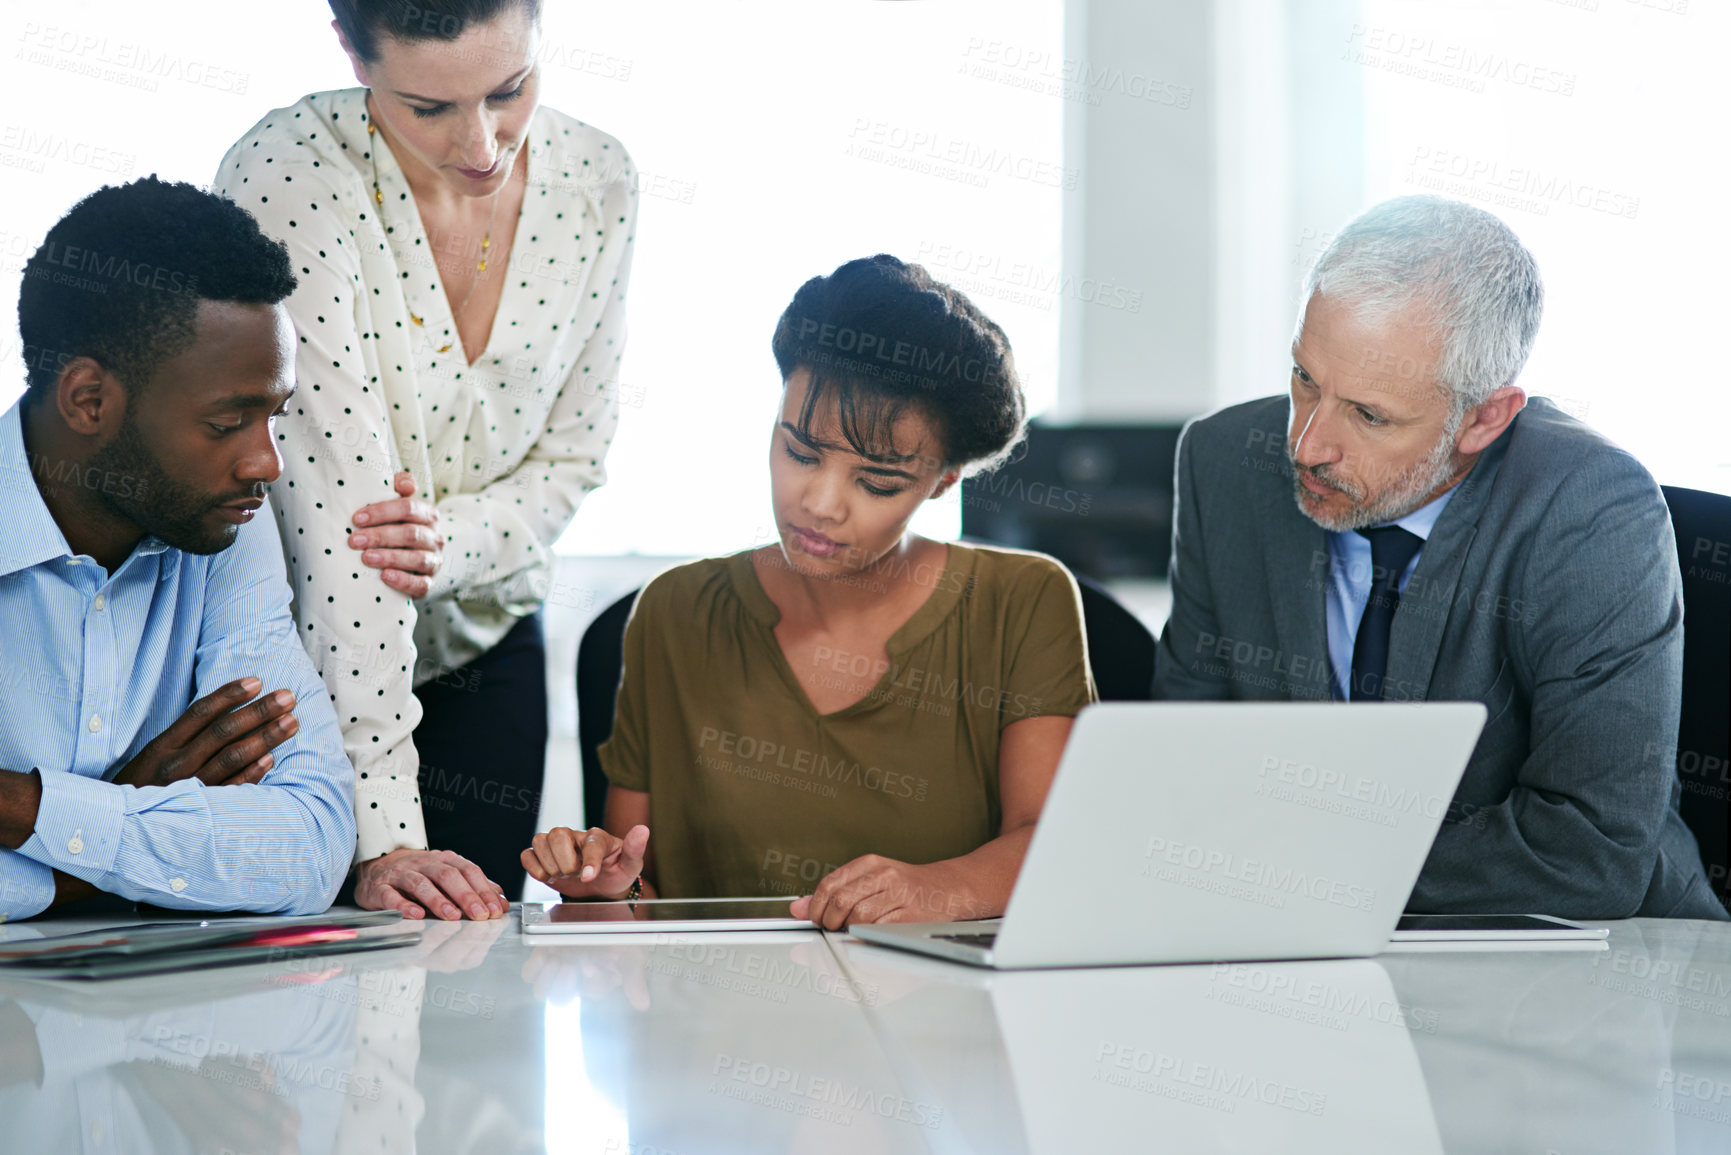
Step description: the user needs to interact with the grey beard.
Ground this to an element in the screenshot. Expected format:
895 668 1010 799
1290 427 1460 532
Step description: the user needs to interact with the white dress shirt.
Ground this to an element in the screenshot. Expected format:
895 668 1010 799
1324 485 1458 701
213 88 637 860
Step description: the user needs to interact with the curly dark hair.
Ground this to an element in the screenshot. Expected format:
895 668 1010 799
330 0 541 62
770 254 1026 471
18 176 297 396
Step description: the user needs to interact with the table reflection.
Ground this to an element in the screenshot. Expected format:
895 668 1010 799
831 940 1445 1155
532 932 950 1155
5 913 1729 1155
0 915 533 1155
1384 920 1731 1155
0 965 360 1155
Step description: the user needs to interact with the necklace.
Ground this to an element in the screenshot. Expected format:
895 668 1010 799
366 99 502 357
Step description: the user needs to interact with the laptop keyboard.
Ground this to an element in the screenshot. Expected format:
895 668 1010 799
935 932 998 948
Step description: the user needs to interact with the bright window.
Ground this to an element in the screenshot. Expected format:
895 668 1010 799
553 2 1065 554
0 1 1064 555
1353 0 1731 494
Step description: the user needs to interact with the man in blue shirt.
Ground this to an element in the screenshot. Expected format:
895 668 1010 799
0 177 355 920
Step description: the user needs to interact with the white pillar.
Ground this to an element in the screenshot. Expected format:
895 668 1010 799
1059 0 1364 421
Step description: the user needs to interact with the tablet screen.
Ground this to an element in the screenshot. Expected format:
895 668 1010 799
1394 915 1577 933
544 899 800 924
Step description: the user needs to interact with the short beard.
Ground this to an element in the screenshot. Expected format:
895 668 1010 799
86 413 252 555
1290 417 1462 532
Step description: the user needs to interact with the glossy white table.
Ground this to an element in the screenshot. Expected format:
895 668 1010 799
2 911 1729 1154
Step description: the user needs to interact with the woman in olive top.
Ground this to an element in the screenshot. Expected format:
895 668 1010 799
524 255 1096 928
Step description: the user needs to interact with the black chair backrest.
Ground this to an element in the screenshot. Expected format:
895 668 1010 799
1663 486 1731 906
576 588 639 829
573 569 1158 825
1074 574 1156 701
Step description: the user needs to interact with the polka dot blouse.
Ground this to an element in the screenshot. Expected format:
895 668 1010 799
213 87 636 862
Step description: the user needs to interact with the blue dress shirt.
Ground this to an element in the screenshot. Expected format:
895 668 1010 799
0 400 355 920
1324 485 1459 701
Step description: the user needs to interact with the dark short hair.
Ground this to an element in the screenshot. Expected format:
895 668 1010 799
17 176 297 395
770 254 1026 471
330 0 541 62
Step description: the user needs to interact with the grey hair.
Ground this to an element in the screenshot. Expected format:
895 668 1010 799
1300 195 1544 418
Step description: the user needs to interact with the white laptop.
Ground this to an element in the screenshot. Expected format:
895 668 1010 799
852 701 1488 968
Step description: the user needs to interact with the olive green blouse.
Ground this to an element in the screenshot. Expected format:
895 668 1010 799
599 543 1097 898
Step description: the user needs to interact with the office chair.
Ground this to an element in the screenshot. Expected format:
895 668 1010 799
1072 573 1158 702
573 570 1158 826
1663 486 1731 907
575 587 640 831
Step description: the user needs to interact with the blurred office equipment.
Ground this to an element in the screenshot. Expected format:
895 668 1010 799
960 422 1182 581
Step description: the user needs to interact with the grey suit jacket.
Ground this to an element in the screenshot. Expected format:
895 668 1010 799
1153 395 1724 920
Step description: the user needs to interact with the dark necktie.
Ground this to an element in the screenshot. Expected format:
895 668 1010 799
1350 526 1425 701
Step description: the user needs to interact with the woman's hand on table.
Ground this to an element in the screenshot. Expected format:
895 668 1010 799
349 470 444 599
522 824 650 899
354 847 508 921
792 856 994 929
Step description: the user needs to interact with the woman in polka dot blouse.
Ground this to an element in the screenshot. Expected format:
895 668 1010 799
212 0 634 921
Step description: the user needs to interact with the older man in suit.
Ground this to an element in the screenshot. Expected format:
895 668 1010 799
1154 194 1722 920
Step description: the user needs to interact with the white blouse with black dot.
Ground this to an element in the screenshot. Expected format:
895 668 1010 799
214 87 635 862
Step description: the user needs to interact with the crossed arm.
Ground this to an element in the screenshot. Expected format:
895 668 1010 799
0 512 355 921
0 678 340 918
